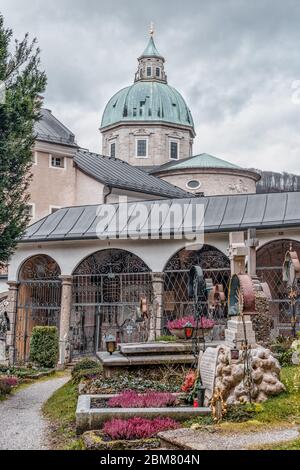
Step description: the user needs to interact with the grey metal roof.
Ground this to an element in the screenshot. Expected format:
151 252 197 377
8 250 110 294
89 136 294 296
21 191 300 243
74 149 191 199
35 109 77 147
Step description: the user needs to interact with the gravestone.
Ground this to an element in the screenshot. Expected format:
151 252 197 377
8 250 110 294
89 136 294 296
199 346 221 401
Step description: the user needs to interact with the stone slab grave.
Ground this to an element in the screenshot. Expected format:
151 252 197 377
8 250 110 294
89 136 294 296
97 340 223 377
76 394 211 433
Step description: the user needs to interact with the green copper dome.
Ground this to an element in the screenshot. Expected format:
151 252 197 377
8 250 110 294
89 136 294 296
168 153 242 170
101 81 195 130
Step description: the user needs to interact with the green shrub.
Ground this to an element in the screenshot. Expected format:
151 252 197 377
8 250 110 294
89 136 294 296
270 335 294 366
72 367 102 384
30 326 59 368
72 358 100 374
156 335 177 342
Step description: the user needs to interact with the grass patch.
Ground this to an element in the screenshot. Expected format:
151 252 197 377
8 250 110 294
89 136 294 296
256 438 300 450
253 366 300 425
184 366 300 431
42 378 81 450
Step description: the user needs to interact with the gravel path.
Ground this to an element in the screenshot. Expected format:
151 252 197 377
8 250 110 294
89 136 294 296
159 426 300 450
0 375 70 450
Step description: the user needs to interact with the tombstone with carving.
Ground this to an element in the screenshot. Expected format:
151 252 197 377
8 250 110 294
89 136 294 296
200 231 284 405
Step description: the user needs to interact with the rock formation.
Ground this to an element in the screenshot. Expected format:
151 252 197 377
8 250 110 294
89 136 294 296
213 346 285 404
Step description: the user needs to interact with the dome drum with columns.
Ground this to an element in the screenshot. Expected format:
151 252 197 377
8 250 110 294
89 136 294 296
100 28 260 194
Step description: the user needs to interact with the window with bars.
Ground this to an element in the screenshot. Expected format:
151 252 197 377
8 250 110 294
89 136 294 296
136 139 148 158
146 66 152 77
170 141 179 160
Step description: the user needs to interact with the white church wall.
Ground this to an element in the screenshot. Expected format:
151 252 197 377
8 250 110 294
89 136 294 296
8 234 229 282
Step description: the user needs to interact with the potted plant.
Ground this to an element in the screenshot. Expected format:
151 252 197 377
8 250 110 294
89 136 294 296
167 315 215 340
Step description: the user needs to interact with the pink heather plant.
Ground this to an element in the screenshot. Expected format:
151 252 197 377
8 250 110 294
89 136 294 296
103 417 179 440
108 390 177 408
0 376 18 387
167 315 215 330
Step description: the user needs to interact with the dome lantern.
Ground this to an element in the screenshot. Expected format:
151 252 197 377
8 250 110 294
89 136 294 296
135 26 167 83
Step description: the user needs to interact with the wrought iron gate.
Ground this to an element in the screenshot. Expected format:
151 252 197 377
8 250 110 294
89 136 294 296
257 239 300 336
15 280 61 363
70 250 152 357
163 246 231 339
15 255 62 364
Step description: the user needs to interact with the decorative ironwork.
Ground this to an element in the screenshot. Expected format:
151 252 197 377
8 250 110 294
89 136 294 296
163 246 231 340
73 249 150 275
257 239 300 336
19 255 61 280
15 255 61 363
165 245 230 271
70 249 152 357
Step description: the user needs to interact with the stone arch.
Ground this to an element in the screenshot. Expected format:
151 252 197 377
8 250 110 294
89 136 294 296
163 245 231 335
18 254 61 280
15 255 62 364
70 249 153 356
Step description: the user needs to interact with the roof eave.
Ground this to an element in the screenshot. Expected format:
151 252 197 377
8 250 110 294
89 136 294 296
100 120 196 136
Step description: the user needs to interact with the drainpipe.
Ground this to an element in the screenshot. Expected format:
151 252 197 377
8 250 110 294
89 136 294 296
103 185 112 204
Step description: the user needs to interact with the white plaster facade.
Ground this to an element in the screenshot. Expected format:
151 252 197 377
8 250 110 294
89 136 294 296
8 228 300 282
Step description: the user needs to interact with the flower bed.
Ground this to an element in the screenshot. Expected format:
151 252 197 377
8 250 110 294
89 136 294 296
76 394 211 432
0 375 18 396
104 417 178 440
167 316 215 339
79 366 188 395
90 390 181 409
82 417 179 450
108 390 177 408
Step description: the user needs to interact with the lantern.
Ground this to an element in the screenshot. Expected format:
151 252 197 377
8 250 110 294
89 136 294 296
230 346 239 361
184 321 194 340
105 334 117 355
197 385 206 407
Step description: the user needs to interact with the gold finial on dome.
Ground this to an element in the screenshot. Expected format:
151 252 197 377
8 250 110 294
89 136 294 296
149 22 154 37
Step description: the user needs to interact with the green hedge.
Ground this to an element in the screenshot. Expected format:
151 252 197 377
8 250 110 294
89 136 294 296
30 326 59 368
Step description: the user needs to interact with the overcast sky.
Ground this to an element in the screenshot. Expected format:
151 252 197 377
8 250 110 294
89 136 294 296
1 0 300 173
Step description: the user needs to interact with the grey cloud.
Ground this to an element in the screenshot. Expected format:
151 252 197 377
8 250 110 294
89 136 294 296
1 0 300 171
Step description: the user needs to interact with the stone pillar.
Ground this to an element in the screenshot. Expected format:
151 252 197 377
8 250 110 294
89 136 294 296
6 281 19 365
246 228 259 276
228 232 247 275
149 272 165 341
58 275 73 367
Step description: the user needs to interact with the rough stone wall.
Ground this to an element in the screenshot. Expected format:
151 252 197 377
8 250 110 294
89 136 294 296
160 171 257 196
101 125 193 166
253 291 272 346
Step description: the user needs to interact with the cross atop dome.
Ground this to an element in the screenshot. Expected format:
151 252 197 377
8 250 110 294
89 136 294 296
150 21 154 37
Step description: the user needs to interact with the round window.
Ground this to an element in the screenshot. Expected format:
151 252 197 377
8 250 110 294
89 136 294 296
186 180 201 190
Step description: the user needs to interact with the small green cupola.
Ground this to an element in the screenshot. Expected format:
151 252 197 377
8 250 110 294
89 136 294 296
135 25 167 83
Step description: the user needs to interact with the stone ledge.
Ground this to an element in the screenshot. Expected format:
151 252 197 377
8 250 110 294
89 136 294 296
76 394 211 433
